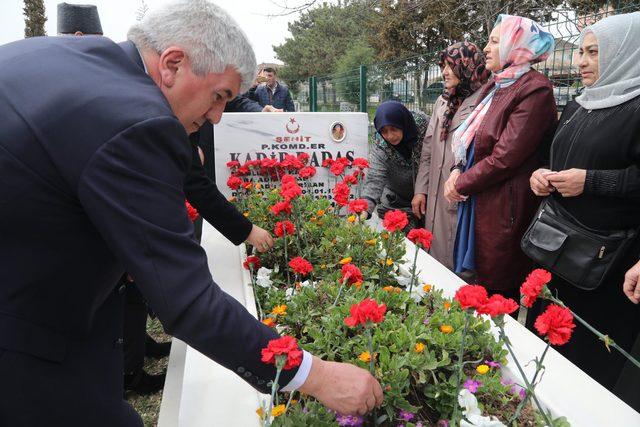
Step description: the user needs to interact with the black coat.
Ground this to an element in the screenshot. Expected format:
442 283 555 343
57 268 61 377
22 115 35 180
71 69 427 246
0 36 295 426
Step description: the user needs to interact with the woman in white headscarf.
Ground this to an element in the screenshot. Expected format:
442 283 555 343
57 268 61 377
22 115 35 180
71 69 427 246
529 12 640 409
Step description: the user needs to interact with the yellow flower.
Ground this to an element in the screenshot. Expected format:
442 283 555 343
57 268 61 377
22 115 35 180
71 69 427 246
352 280 363 290
394 287 402 294
476 364 490 375
271 404 286 417
339 257 353 265
244 182 253 189
290 399 298 405
347 215 357 223
365 238 377 245
320 264 327 269
440 324 454 334
381 232 389 240
414 342 426 353
228 196 237 202
261 318 276 327
256 407 264 418
310 217 317 223
317 209 325 217
383 286 395 292
243 212 249 217
271 189 279 194
385 258 394 266
358 351 371 362
271 304 287 317
423 284 432 292
444 301 452 311
254 182 262 189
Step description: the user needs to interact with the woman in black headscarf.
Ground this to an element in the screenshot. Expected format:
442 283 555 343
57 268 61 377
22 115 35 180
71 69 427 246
362 101 430 231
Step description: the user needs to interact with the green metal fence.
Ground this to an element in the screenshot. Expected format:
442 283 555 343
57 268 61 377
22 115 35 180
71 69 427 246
292 1 640 117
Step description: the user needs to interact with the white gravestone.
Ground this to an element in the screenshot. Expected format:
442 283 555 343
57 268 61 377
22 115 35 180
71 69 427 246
214 112 369 199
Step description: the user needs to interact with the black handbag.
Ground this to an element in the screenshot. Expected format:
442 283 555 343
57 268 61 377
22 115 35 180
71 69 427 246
521 196 637 290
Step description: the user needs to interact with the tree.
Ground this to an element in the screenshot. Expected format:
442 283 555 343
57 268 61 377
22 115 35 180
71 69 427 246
24 0 47 38
333 41 377 105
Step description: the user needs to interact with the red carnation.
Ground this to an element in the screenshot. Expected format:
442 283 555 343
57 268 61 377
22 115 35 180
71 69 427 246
348 199 369 214
236 165 250 176
281 174 297 185
299 166 317 179
333 182 351 206
382 210 409 232
226 160 240 169
298 153 310 164
343 174 358 185
289 256 314 276
454 284 489 310
185 200 199 222
407 228 433 249
243 256 261 270
353 158 370 169
520 269 552 308
261 335 303 370
341 263 363 285
322 158 335 168
227 175 243 190
260 158 278 169
270 201 292 216
477 294 519 317
281 182 302 201
245 160 260 168
274 220 295 237
344 298 386 328
281 154 304 170
534 304 575 346
330 162 347 177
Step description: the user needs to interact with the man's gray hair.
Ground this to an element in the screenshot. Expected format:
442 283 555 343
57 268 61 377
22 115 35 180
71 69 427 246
128 0 257 92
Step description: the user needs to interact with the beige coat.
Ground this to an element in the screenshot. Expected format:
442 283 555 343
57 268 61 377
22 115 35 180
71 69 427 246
414 91 482 269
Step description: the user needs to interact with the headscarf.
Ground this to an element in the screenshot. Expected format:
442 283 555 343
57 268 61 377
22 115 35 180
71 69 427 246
575 12 640 110
374 101 418 160
451 15 555 166
438 41 491 141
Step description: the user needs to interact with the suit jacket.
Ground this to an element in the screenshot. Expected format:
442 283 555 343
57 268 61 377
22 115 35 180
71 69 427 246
254 82 295 111
0 36 295 426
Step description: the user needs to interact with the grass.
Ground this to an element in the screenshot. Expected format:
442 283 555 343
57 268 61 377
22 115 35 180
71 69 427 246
126 317 172 427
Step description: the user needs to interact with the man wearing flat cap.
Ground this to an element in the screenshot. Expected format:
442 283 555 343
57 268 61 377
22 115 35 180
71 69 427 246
0 0 383 425
57 2 103 36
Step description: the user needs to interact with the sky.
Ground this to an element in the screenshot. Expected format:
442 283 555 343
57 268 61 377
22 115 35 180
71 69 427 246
0 0 308 64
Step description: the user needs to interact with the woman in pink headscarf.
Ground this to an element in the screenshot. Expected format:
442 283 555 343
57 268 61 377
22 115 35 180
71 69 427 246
443 15 558 300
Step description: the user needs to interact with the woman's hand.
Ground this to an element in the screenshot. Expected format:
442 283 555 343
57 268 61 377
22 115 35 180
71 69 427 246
530 168 555 196
444 169 467 203
623 260 640 304
546 169 586 197
411 193 426 219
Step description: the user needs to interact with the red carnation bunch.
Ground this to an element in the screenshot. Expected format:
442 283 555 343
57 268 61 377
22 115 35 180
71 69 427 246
343 174 358 185
341 263 363 285
298 153 310 164
330 157 351 176
344 298 386 327
185 200 199 222
352 158 369 169
477 294 519 318
261 335 303 370
243 256 261 270
226 160 240 169
299 166 317 179
382 210 409 232
520 269 552 308
333 182 351 206
280 154 304 170
534 304 575 346
227 175 243 190
348 199 368 214
281 175 303 201
407 228 433 249
289 256 314 276
270 201 292 216
274 220 295 237
322 158 334 168
454 284 489 310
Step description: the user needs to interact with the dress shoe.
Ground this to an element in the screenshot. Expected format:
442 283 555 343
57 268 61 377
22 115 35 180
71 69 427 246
124 369 166 395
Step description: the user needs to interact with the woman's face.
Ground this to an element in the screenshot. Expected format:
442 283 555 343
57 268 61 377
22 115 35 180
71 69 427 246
578 32 600 87
483 25 501 72
442 63 461 89
380 125 403 145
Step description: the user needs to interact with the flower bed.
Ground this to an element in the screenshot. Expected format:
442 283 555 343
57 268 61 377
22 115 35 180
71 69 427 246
228 156 554 426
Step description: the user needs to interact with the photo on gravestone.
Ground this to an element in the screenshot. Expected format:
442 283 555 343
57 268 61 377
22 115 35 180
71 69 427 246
214 112 368 201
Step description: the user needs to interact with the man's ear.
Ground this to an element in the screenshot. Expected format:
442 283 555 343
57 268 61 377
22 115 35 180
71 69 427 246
158 47 187 88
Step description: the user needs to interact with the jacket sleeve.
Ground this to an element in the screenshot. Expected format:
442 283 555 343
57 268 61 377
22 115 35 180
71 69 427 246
185 143 253 245
584 167 640 198
77 117 296 392
226 95 263 113
362 142 389 214
414 109 437 195
455 84 557 196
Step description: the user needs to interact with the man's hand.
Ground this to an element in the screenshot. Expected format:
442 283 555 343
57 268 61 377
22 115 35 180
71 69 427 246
245 225 274 252
623 260 640 304
298 357 383 416
411 193 426 219
444 169 467 203
262 105 283 113
546 168 586 198
530 168 555 196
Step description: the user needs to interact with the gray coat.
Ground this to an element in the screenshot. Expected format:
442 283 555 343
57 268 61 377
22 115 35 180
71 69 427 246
414 92 482 269
363 111 430 228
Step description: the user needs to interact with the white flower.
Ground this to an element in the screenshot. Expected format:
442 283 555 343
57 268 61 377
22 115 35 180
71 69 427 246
458 389 506 427
285 280 315 300
255 267 273 288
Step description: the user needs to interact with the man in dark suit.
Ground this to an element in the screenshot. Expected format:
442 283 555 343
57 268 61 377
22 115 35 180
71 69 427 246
0 1 381 425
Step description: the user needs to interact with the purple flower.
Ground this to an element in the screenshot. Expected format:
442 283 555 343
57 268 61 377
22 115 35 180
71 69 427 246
485 360 501 369
436 420 450 427
416 423 424 427
463 378 482 393
336 414 364 426
423 317 430 325
399 410 414 421
500 378 514 387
